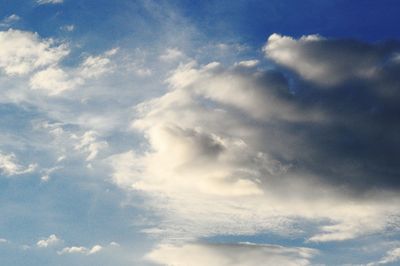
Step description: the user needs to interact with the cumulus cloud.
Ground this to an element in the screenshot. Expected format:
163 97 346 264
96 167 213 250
0 151 36 176
36 234 61 248
57 244 103 255
0 29 68 76
146 242 317 266
110 35 400 244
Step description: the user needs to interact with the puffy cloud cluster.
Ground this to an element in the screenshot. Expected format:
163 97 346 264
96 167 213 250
0 29 117 97
0 29 68 76
111 33 400 249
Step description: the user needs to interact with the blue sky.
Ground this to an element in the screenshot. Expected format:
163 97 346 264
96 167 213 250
1 1 400 265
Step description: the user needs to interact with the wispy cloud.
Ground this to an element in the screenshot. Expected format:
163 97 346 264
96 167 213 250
36 0 63 5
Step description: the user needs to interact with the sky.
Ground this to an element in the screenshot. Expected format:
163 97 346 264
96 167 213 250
1 0 400 265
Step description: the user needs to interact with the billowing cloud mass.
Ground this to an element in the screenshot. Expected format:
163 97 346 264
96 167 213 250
146 242 317 266
110 33 400 247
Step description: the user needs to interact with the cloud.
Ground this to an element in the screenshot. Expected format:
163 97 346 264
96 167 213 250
60 25 75 32
40 166 62 182
159 48 185 62
57 244 103 255
73 131 108 161
0 151 37 176
79 48 117 79
0 14 21 27
37 0 63 5
263 33 397 87
110 36 400 243
0 238 8 244
234 59 259 68
0 29 68 76
36 234 61 248
146 242 317 266
367 247 400 266
28 45 117 95
30 67 83 95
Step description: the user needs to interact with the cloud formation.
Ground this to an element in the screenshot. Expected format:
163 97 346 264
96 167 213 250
367 247 400 266
37 234 61 248
57 245 103 255
0 151 36 176
110 34 400 245
0 14 20 27
146 242 317 266
0 29 68 76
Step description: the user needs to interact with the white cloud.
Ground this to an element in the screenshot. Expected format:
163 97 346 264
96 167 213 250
30 67 83 95
160 48 185 62
57 244 103 255
234 59 259 68
0 238 8 244
0 29 68 76
0 151 36 176
28 47 117 95
79 48 117 79
73 131 108 161
37 0 63 5
146 242 317 266
88 245 103 254
36 234 61 248
40 166 62 182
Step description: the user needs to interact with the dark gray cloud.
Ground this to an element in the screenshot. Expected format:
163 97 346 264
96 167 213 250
263 34 400 193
